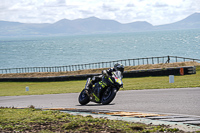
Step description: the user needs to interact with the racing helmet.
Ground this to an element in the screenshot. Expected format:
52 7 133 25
114 63 124 73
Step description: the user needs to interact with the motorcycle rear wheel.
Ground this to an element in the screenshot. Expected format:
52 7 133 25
101 88 117 105
78 89 90 105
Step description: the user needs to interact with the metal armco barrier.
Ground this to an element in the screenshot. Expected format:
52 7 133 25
0 66 196 82
0 56 200 74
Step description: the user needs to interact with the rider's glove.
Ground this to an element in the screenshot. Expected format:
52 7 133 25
102 70 109 77
121 84 123 88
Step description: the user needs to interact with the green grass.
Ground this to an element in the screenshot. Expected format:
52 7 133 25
0 108 180 132
123 69 200 90
0 66 200 96
0 80 85 96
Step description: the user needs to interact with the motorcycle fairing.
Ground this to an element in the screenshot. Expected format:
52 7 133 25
92 93 100 102
89 83 102 103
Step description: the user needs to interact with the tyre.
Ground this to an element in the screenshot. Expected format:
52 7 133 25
101 88 117 105
78 89 90 105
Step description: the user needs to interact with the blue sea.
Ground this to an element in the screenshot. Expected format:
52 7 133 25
0 29 200 69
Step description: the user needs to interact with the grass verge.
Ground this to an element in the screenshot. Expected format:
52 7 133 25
0 107 180 133
0 66 199 96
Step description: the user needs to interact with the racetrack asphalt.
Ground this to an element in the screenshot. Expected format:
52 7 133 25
0 87 199 116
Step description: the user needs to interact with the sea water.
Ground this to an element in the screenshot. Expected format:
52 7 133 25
0 29 200 69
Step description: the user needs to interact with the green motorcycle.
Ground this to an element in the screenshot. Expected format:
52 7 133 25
78 71 123 105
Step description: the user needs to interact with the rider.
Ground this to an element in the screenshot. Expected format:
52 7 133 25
85 63 124 90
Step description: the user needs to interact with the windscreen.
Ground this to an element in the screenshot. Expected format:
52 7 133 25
114 71 123 80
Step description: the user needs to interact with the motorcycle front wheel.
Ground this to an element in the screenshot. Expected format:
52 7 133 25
101 88 117 105
78 89 90 105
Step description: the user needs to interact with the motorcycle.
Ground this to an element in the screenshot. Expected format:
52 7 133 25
78 71 123 105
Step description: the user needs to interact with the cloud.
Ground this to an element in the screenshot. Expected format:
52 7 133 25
0 0 199 25
126 3 135 8
153 2 169 8
42 0 67 7
102 4 119 12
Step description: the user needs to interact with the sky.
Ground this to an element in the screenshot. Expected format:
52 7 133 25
1 0 200 26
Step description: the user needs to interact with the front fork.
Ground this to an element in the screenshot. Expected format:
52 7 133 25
85 78 91 89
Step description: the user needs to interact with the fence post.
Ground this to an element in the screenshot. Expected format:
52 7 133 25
152 57 154 64
81 64 83 70
162 57 164 63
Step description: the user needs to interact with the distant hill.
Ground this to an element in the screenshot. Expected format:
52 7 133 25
0 13 199 36
155 13 200 30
